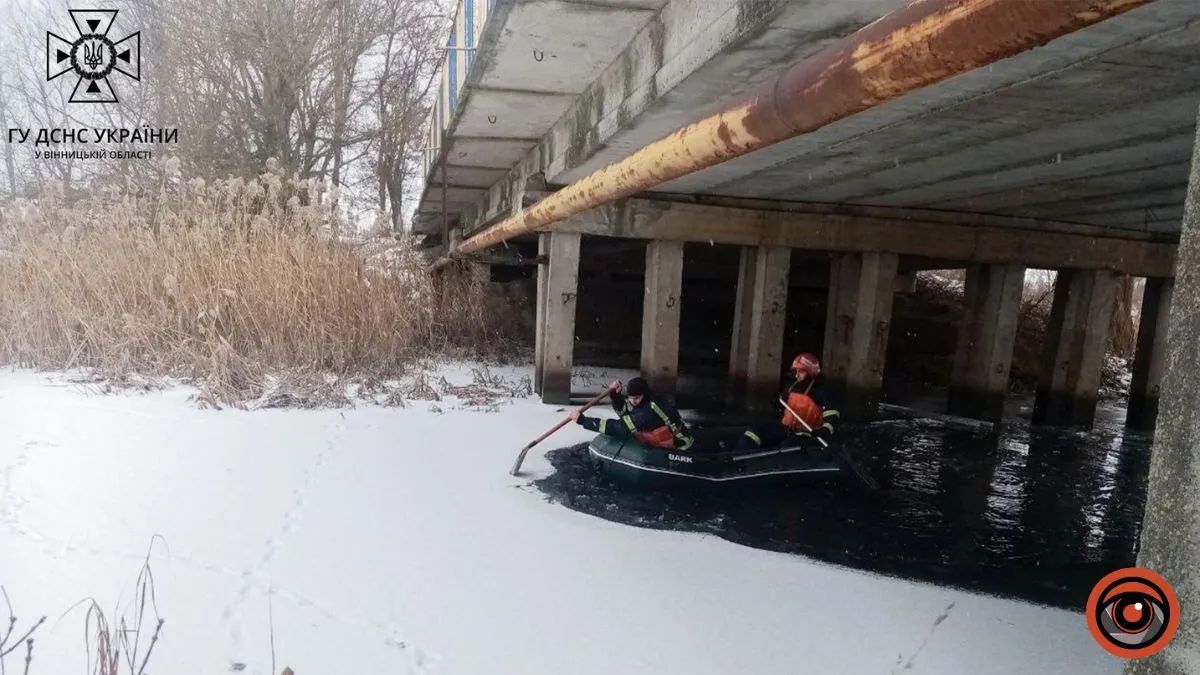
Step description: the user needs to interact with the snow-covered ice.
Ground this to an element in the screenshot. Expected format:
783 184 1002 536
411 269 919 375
0 365 1122 674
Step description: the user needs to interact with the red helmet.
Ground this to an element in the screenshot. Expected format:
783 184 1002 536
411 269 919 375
791 352 821 378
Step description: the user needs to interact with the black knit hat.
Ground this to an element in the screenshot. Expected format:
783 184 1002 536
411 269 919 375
626 377 650 397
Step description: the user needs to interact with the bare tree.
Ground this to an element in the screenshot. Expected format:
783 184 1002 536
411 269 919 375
1 0 446 229
3 0 84 192
374 0 442 232
0 70 18 197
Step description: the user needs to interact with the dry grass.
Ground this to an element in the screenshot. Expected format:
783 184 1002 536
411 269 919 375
79 543 164 675
0 586 46 675
0 164 523 405
0 541 164 675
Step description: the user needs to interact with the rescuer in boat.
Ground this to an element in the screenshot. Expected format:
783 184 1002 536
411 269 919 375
569 376 695 451
738 352 841 451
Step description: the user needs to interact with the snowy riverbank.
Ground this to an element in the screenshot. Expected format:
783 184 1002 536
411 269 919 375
0 364 1120 674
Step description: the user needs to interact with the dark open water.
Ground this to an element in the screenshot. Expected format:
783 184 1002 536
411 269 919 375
534 401 1152 609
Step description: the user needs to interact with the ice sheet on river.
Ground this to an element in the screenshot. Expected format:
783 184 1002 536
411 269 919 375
0 366 1120 674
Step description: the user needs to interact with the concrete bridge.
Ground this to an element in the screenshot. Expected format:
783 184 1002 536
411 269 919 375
414 3 1200 666
414 0 1198 422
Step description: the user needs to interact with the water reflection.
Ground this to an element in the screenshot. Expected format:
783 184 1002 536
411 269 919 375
535 401 1151 609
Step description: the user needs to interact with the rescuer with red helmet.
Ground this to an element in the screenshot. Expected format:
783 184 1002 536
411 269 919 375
570 376 694 451
738 352 840 451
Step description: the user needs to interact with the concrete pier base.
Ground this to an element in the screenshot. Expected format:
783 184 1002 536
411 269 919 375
1033 269 1118 427
743 246 791 414
949 263 1025 422
727 247 759 408
641 240 684 395
843 252 899 420
1126 106 1200 675
540 232 581 404
1127 277 1174 429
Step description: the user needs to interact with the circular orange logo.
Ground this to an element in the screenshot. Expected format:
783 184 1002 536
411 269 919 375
1086 567 1179 659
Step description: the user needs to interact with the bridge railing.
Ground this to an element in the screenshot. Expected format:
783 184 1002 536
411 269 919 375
421 0 494 197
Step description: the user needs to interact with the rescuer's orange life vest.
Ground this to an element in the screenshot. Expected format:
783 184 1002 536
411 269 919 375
781 392 823 432
635 425 677 449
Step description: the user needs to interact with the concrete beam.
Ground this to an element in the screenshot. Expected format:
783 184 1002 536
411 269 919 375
665 193 1173 242
727 246 758 408
948 263 1025 422
554 198 1176 278
1127 277 1175 429
1033 269 1119 427
744 246 791 414
1127 103 1200 675
640 240 684 395
845 252 899 420
541 231 582 404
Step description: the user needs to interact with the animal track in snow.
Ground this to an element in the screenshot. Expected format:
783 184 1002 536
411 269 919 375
221 419 337 669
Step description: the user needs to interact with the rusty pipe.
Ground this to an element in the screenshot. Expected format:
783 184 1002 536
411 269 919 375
455 0 1151 255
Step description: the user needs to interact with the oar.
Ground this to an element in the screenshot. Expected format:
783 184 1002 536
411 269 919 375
779 397 879 490
510 385 617 476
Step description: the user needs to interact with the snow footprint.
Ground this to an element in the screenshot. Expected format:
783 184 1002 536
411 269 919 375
224 419 340 664
0 443 37 530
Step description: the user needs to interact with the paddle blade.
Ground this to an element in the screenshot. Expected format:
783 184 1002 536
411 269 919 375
510 443 534 476
838 448 880 490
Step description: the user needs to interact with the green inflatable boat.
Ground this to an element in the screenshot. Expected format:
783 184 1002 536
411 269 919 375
587 427 843 488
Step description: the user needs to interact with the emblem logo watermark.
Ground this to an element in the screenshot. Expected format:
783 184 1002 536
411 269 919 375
1086 567 1179 659
46 9 140 103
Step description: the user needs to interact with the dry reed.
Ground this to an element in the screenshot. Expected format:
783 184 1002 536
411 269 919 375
0 162 522 405
80 544 164 675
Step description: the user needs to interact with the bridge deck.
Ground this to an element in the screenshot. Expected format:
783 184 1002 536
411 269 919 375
416 0 1200 243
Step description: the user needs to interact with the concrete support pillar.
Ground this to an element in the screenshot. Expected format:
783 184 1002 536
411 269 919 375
1033 269 1119 427
1126 277 1174 429
894 271 918 294
533 234 549 396
844 252 899 420
727 246 758 408
640 241 684 395
948 263 1025 422
1125 104 1200 675
744 246 791 414
823 253 861 403
540 232 581 404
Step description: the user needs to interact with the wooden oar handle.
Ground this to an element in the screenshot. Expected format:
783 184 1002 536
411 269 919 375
510 385 616 476
578 385 617 411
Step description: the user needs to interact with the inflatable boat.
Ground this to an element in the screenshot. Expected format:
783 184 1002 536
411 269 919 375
587 428 843 488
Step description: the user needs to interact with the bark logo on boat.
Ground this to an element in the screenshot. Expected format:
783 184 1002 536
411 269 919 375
1085 567 1179 659
46 9 141 103
668 454 693 464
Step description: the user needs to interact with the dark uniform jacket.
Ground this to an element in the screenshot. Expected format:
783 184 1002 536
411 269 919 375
577 392 694 450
